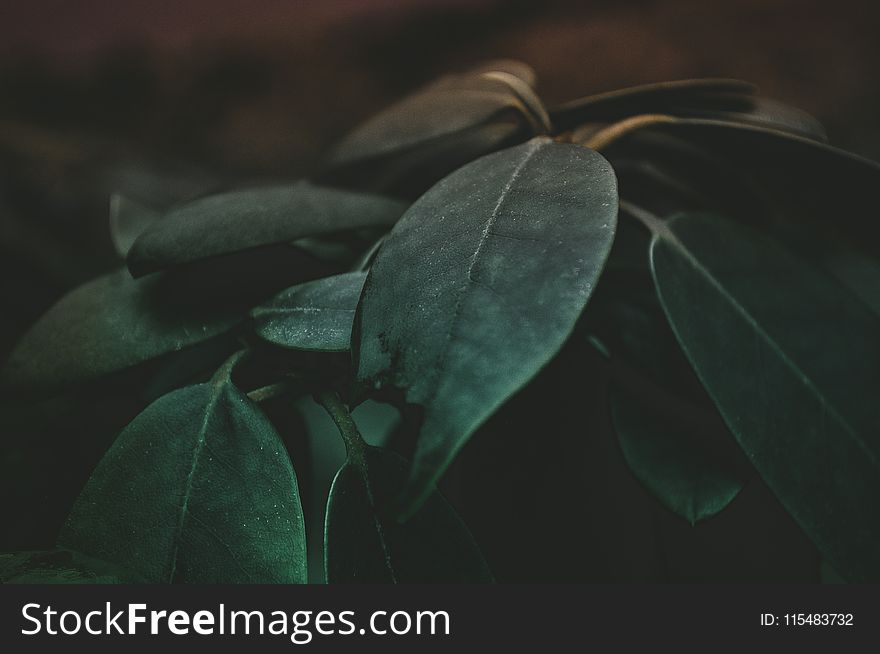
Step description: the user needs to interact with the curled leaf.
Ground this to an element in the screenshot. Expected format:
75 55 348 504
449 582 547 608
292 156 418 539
252 272 367 352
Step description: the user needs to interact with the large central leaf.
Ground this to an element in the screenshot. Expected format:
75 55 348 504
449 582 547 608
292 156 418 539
651 213 880 581
58 353 307 583
354 138 618 512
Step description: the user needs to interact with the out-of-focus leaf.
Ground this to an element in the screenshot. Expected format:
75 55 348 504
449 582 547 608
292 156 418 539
320 62 548 196
651 213 880 581
109 193 162 258
1 549 143 584
316 392 490 583
325 445 492 583
354 138 618 513
126 182 408 277
2 245 329 395
551 78 756 130
613 118 880 256
465 59 537 88
584 215 750 524
825 251 880 317
252 272 367 352
58 353 307 583
610 383 747 525
667 93 827 142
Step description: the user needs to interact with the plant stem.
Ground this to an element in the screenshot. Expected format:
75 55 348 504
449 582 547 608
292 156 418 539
246 378 301 403
314 390 367 461
619 199 667 235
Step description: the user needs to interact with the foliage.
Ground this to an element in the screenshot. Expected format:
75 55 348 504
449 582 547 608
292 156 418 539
2 61 878 583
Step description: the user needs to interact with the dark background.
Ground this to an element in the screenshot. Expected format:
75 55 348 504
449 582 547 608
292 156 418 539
1 0 877 580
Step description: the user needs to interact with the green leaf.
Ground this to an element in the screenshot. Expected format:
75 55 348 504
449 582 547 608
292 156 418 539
650 213 880 581
329 64 547 165
1 246 330 395
126 182 408 277
583 215 750 523
550 78 756 130
320 63 548 196
614 118 880 257
325 445 492 583
354 138 618 513
252 272 367 352
58 353 307 583
825 251 880 317
610 383 747 525
1 549 144 584
109 193 162 257
666 94 827 142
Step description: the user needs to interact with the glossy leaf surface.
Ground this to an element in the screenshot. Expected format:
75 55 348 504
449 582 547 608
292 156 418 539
355 138 618 511
252 272 367 352
58 355 308 583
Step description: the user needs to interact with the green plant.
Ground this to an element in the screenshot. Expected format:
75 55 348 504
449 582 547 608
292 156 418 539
1 60 878 583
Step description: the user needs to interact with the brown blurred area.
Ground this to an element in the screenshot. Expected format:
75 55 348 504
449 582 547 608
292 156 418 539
1 0 879 315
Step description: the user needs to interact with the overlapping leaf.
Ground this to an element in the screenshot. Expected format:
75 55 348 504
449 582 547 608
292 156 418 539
1 549 143 584
320 61 549 196
252 272 367 352
58 353 307 583
608 118 880 256
109 193 162 257
325 445 492 583
1 244 327 394
354 138 618 512
126 182 408 276
551 78 756 130
584 216 750 523
651 212 880 581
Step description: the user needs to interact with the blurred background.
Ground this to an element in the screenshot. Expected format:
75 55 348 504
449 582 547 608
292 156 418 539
2 0 879 353
1 0 877 578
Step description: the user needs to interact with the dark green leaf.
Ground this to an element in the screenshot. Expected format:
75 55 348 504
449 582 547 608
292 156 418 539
610 383 747 525
825 251 880 317
109 193 162 258
329 65 547 166
604 134 769 226
1 246 331 395
325 445 492 583
1 549 143 584
252 272 367 352
320 63 548 197
127 182 408 277
58 353 307 583
651 213 880 581
551 78 756 130
583 214 751 524
354 138 618 512
666 94 827 142
617 118 880 257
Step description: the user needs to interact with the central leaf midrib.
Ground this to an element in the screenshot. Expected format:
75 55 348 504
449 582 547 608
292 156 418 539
423 139 545 407
167 380 224 583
